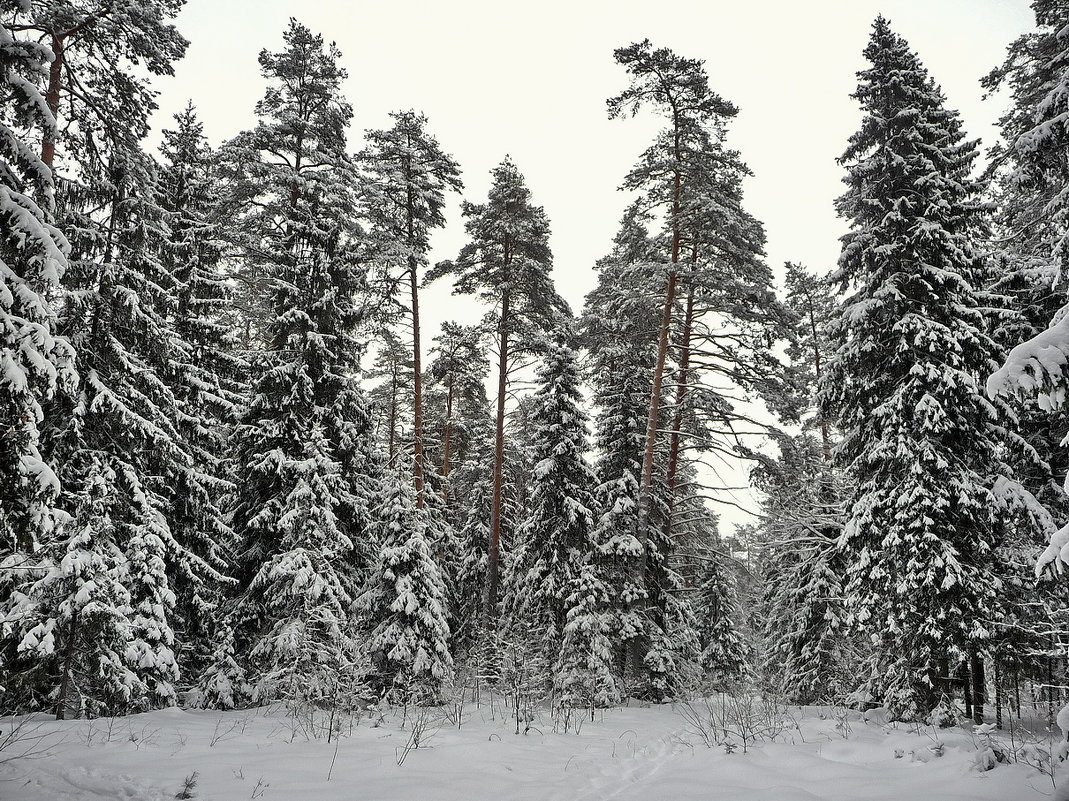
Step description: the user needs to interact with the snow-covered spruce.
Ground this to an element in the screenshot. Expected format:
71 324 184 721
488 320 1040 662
506 337 600 671
823 16 1014 722
359 473 453 705
213 20 376 706
0 19 75 561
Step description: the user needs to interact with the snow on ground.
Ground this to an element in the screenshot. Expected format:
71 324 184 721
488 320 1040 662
0 699 1057 800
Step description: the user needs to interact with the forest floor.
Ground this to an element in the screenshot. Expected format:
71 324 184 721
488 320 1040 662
0 696 1058 800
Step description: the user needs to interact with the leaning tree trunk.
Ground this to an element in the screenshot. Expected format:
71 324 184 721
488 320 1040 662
629 167 682 681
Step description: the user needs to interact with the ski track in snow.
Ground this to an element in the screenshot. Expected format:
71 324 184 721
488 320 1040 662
548 723 684 801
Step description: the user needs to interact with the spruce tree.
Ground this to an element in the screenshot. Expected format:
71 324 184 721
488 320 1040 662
5 0 201 715
217 20 375 704
986 0 1069 561
360 473 453 704
508 337 599 666
554 562 620 712
0 15 75 558
825 17 1010 721
582 204 661 682
983 2 1069 721
157 103 243 681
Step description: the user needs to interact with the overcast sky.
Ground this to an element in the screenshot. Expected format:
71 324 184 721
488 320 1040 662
148 0 1035 529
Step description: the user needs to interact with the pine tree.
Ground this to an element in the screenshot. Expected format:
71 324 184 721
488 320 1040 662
360 473 453 704
824 16 1011 721
361 111 462 507
367 330 414 469
218 20 375 703
424 321 492 507
607 41 784 692
428 157 567 622
606 40 738 571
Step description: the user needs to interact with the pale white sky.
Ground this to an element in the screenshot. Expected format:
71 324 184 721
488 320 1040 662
148 0 1035 528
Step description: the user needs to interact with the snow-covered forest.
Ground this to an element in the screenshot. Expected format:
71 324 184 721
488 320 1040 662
4 1 1069 799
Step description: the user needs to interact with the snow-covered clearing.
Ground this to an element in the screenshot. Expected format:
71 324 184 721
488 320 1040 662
0 701 1054 800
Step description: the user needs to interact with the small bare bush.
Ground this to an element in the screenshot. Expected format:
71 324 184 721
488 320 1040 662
677 694 797 754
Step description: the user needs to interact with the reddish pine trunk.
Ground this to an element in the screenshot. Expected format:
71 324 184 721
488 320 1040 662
637 170 683 542
410 253 425 508
662 274 696 541
42 33 64 168
629 170 682 680
486 283 510 622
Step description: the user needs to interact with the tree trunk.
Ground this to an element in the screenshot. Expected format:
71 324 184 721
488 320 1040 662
486 283 509 623
410 253 425 508
441 376 455 505
662 267 696 543
994 660 1003 730
961 661 973 722
41 33 65 169
55 614 78 720
629 168 682 682
970 651 985 724
637 170 683 538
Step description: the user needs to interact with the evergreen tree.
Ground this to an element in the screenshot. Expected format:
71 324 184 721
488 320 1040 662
554 562 620 712
582 203 661 682
360 473 453 704
824 17 1011 721
6 0 199 715
361 110 462 507
424 321 492 507
508 338 599 666
985 0 1069 561
428 157 567 622
7 461 141 717
218 20 375 703
753 265 849 703
752 433 848 704
607 41 785 693
157 103 243 681
983 1 1069 720
606 39 738 575
0 14 75 559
